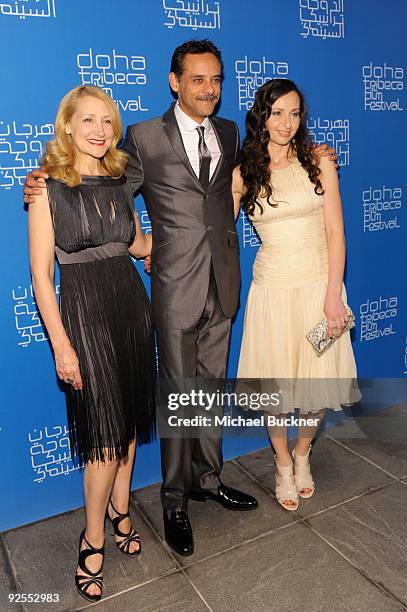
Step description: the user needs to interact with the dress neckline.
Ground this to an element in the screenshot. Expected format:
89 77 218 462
270 158 301 172
80 175 127 187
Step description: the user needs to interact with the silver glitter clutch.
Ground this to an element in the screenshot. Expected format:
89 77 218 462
306 305 355 356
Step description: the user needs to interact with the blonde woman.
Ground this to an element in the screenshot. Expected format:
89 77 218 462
28 85 155 602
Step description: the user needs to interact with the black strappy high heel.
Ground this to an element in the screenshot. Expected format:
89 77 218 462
107 497 141 555
75 530 104 602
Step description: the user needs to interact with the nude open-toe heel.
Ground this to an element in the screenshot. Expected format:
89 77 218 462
274 456 299 512
292 446 315 499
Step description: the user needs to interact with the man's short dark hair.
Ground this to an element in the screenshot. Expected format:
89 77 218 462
170 39 224 78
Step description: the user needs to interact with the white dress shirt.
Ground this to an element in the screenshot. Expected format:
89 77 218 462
174 101 221 180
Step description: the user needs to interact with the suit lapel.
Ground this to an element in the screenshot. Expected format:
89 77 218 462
208 117 224 187
162 104 203 190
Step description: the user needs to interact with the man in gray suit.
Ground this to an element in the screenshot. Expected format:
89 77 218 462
122 40 257 555
23 39 258 556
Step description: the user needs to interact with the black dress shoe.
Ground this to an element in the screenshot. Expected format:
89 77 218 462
163 510 194 556
189 484 258 511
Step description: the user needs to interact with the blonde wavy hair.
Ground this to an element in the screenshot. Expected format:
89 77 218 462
43 85 128 187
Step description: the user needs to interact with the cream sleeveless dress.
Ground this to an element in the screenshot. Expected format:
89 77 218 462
237 159 360 413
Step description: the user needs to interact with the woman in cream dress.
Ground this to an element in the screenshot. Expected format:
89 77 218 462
234 79 360 512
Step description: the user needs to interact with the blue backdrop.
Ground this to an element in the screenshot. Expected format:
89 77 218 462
0 0 406 531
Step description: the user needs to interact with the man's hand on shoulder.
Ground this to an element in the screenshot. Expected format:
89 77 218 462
24 169 49 205
313 143 338 166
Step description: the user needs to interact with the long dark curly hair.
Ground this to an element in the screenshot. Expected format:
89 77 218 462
240 79 323 215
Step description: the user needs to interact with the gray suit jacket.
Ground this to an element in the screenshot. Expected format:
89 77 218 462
122 103 241 330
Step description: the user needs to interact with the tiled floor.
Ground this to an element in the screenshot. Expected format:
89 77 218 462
1 404 407 612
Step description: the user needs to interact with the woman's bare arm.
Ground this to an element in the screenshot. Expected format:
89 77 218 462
128 211 152 258
232 166 245 221
28 188 83 389
319 155 348 339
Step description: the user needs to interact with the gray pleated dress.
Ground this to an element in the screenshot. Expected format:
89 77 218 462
47 175 156 465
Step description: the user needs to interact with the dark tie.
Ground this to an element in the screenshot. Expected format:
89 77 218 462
196 125 212 189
